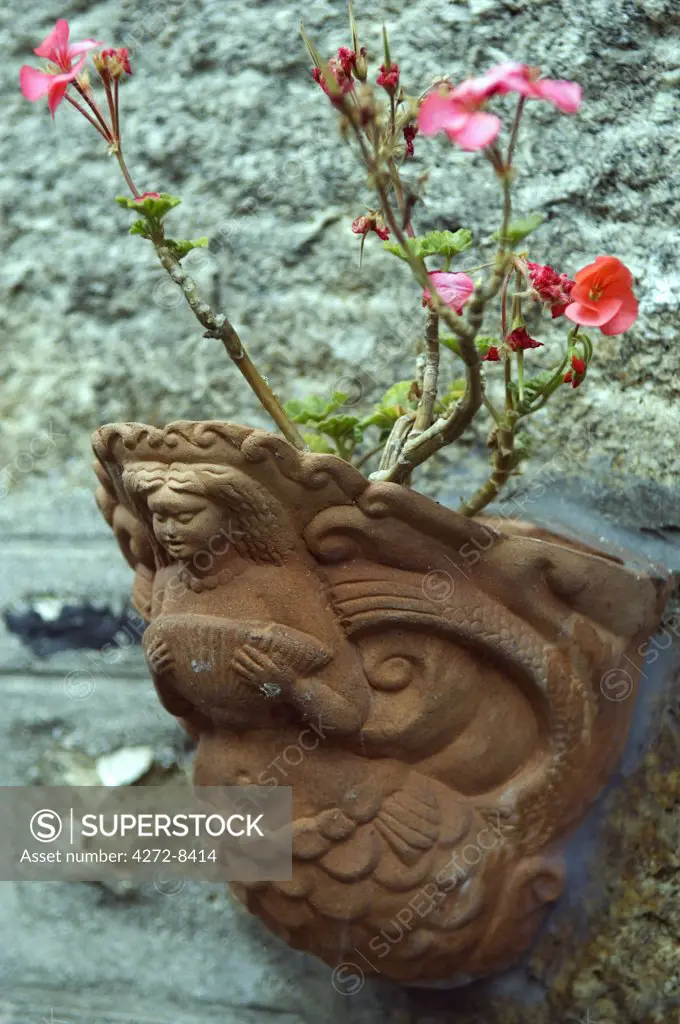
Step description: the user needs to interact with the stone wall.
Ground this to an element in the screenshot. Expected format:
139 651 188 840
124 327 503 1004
2 0 679 490
1 0 679 1021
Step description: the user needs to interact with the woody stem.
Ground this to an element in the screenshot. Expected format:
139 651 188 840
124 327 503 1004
500 269 511 338
412 309 440 434
457 410 518 517
152 241 305 448
387 158 414 237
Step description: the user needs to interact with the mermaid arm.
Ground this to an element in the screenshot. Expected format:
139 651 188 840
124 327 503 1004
231 625 371 735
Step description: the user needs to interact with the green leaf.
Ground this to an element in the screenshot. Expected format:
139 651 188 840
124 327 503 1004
513 432 534 463
417 229 473 259
380 380 417 408
303 432 335 454
129 219 152 238
116 193 182 223
437 378 466 411
440 378 466 401
383 229 473 262
316 415 363 442
382 239 416 261
361 380 417 430
328 388 350 407
475 335 501 358
116 196 144 210
493 213 544 245
443 335 499 359
523 368 557 399
516 357 569 415
163 236 209 261
284 394 345 425
440 335 462 356
361 408 396 431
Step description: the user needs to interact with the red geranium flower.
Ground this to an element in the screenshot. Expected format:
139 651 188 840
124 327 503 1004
352 212 389 241
564 256 638 335
403 124 417 157
311 51 354 101
377 62 400 92
506 327 542 351
563 354 587 388
20 19 101 117
336 47 356 77
527 261 575 318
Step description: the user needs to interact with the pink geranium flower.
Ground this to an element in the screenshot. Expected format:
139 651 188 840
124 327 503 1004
418 88 501 151
454 62 582 114
418 63 581 151
20 19 101 117
422 271 475 313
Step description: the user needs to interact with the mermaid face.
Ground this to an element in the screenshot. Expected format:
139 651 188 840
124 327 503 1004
148 485 225 561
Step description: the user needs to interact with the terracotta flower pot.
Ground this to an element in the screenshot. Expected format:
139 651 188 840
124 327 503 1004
92 420 670 985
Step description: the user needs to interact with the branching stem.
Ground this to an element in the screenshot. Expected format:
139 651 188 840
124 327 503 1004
412 309 440 434
153 243 306 448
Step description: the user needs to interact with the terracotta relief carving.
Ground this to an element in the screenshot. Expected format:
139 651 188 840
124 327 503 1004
92 420 670 984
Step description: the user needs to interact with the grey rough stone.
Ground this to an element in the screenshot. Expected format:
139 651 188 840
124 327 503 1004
1 0 679 1020
1 0 679 497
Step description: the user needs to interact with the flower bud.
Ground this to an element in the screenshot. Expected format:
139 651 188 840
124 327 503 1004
505 327 543 351
336 47 355 77
354 46 368 82
94 47 132 79
563 353 587 388
356 84 376 125
351 210 390 241
377 62 400 93
403 124 417 157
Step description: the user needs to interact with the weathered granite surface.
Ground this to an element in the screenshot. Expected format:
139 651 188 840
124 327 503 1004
1 0 679 489
1 0 679 1019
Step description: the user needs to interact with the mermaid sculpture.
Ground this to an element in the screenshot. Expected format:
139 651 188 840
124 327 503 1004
92 420 668 984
